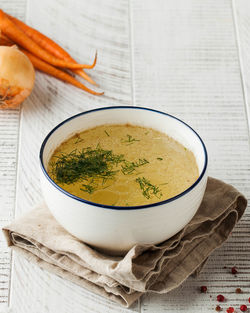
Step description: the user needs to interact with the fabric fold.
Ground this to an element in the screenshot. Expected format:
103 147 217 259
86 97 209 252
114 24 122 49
3 177 247 307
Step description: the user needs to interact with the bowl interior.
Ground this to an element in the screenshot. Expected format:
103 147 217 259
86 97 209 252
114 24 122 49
41 107 206 177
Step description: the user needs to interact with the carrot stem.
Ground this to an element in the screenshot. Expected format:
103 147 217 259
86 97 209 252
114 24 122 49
0 10 90 69
21 49 103 96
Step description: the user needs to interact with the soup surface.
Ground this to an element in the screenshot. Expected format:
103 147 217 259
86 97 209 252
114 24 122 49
48 124 199 206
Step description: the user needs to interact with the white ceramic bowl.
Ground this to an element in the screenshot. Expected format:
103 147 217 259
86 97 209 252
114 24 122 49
40 106 208 255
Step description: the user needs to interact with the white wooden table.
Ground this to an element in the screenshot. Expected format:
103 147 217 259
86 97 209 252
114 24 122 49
1 0 250 312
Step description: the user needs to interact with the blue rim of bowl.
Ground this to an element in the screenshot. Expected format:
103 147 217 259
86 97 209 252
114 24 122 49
40 106 208 210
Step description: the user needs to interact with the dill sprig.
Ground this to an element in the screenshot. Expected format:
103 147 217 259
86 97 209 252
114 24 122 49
80 178 97 194
74 136 84 144
135 177 162 199
104 130 110 137
121 134 140 145
80 183 96 194
50 146 125 185
121 158 149 175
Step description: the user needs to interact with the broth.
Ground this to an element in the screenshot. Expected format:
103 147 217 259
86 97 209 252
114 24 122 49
48 124 199 206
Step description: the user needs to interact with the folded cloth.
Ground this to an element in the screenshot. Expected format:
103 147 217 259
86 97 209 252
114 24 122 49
3 177 247 307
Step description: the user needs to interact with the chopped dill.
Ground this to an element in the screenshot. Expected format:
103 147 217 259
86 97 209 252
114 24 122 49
135 177 162 199
184 147 187 151
80 183 96 194
121 158 149 175
145 131 149 135
160 182 168 185
50 145 125 185
157 157 163 161
102 184 112 189
74 136 84 144
80 178 97 194
104 130 110 137
121 134 140 145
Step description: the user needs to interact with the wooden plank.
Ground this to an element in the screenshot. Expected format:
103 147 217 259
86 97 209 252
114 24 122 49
129 0 250 312
10 0 139 312
232 0 250 135
0 1 27 310
12 257 139 313
6 0 250 312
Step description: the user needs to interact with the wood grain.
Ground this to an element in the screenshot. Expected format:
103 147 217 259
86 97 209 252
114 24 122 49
10 0 138 312
129 0 250 312
0 1 26 310
2 0 250 312
233 0 250 136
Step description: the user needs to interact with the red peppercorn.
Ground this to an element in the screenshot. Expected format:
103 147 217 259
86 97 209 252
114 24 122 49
200 286 207 293
249 297 250 304
231 266 238 274
240 305 247 312
216 305 222 312
217 294 225 302
226 307 235 313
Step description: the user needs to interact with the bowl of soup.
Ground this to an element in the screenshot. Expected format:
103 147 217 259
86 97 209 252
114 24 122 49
40 106 208 255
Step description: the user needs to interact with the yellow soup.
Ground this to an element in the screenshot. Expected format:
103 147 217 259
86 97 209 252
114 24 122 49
48 124 199 206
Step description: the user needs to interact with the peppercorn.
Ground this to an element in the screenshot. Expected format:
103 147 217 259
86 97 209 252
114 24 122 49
217 295 225 302
200 286 207 293
240 305 247 312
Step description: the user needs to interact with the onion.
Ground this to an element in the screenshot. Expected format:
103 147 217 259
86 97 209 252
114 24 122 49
0 46 35 109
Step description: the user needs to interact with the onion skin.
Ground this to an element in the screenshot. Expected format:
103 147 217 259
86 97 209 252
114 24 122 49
0 46 35 109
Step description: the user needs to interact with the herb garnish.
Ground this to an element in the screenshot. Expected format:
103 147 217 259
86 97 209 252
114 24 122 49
135 177 162 199
121 134 140 145
80 183 96 194
121 158 149 175
74 136 84 144
50 146 125 185
157 157 163 161
104 130 110 137
80 178 97 194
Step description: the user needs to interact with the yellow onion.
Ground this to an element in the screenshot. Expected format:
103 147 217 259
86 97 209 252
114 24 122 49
0 46 35 109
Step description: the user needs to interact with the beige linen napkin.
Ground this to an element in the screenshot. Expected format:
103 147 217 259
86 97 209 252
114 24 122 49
3 177 247 307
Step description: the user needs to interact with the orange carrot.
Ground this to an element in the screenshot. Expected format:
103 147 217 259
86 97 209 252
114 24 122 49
0 10 90 69
7 13 97 84
73 54 97 85
7 14 72 60
7 14 97 68
21 49 103 96
0 32 13 46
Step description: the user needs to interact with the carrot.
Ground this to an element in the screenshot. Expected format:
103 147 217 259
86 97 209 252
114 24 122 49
0 32 13 46
0 10 90 69
73 54 97 85
7 13 97 85
21 49 103 96
7 14 97 68
7 14 72 60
